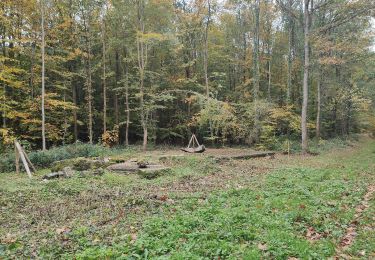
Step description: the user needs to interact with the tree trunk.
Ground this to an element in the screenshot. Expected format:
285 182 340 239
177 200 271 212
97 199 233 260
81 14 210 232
87 35 93 144
316 71 321 140
267 53 271 101
102 18 107 134
266 0 272 102
137 0 148 151
287 0 293 104
115 51 121 127
82 8 93 144
122 50 130 146
30 41 35 98
41 0 46 151
253 0 260 143
203 0 211 97
301 0 310 154
72 83 78 141
2 82 5 128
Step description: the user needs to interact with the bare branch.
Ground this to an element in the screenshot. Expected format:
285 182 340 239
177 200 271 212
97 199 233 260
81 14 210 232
275 0 303 25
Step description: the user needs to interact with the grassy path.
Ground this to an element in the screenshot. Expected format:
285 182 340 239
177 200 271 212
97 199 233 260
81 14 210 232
1 138 374 259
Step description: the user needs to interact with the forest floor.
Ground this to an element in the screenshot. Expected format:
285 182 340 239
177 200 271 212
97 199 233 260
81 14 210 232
0 138 374 259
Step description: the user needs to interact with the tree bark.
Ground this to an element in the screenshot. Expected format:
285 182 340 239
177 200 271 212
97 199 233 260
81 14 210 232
301 0 310 154
2 82 5 128
287 0 293 104
115 51 121 127
82 7 93 144
203 0 211 97
267 53 271 101
72 83 78 141
253 0 260 143
316 70 321 140
137 0 148 151
123 52 130 146
30 41 36 98
41 0 46 151
102 17 107 134
87 29 93 144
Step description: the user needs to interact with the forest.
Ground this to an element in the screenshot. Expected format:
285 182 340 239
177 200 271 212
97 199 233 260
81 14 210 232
1 0 374 153
1 1 375 258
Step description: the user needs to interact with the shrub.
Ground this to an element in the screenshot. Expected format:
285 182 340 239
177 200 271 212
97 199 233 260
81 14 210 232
101 126 119 148
0 143 112 173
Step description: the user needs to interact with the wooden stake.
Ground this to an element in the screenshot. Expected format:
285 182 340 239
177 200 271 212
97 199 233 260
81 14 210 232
193 134 200 146
15 142 20 174
187 134 194 148
22 150 36 173
15 141 32 178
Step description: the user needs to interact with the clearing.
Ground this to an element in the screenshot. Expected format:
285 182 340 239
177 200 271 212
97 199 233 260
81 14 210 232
0 138 374 259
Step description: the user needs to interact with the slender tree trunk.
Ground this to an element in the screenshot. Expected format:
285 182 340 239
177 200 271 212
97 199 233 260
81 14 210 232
267 53 271 101
2 82 5 128
301 0 310 154
62 90 67 145
137 0 148 151
203 0 211 97
102 18 107 134
266 0 272 102
82 8 93 144
115 51 121 127
1 26 5 128
120 48 130 146
87 34 93 144
287 0 293 104
316 71 321 140
72 83 78 141
124 62 130 146
30 41 35 98
41 0 46 151
346 101 351 135
253 0 260 143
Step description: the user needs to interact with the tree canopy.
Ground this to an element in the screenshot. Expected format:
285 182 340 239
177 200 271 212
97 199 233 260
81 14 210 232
1 0 374 151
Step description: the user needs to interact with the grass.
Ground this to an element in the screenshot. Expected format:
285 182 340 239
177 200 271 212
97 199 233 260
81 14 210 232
0 137 374 259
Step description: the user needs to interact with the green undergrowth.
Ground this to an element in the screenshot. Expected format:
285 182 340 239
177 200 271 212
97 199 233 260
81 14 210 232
67 141 373 259
0 138 374 259
0 142 138 173
265 136 357 154
348 191 375 258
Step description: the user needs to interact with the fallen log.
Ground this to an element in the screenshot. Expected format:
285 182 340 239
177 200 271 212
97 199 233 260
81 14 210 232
213 151 275 161
181 144 206 153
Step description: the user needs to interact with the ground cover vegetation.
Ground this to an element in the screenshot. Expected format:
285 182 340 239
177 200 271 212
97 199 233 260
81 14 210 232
0 0 374 153
0 137 374 258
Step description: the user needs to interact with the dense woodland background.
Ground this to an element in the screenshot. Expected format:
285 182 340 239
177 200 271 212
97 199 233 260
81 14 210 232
0 0 374 153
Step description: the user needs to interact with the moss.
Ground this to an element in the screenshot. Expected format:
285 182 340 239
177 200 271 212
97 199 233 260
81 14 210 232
137 167 171 179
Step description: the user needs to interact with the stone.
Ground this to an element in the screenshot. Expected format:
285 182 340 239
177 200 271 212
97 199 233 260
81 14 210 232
137 166 171 179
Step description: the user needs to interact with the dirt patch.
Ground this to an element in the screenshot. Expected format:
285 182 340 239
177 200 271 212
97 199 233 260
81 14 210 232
136 156 278 199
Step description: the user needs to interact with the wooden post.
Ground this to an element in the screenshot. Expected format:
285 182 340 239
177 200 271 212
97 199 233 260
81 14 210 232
187 135 194 148
193 134 200 146
15 141 32 178
22 150 36 173
15 142 20 174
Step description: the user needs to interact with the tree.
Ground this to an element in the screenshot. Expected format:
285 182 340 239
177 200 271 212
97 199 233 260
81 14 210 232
0 0 374 151
252 0 261 143
203 0 211 97
40 0 46 150
301 0 310 154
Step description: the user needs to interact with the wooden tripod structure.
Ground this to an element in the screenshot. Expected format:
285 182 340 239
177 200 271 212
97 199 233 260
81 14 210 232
14 140 36 178
181 134 206 153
